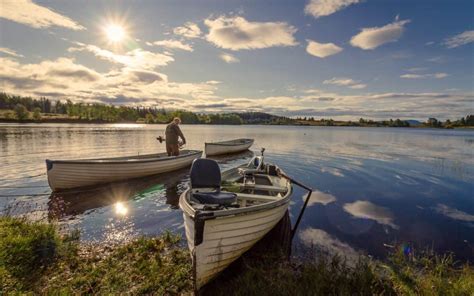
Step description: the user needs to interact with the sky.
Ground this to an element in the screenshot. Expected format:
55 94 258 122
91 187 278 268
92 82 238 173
0 0 473 120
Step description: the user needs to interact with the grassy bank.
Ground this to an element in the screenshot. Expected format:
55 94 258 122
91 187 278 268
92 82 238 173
207 249 473 296
1 217 472 295
0 217 192 294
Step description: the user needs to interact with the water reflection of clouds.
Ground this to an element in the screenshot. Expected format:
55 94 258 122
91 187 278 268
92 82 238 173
343 200 398 229
305 190 336 206
299 228 359 260
435 204 474 224
320 167 344 177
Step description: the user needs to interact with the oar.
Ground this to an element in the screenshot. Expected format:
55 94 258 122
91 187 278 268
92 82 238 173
277 170 313 241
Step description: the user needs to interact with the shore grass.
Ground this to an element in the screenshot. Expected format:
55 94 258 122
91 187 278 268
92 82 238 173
0 217 192 294
1 216 472 295
207 249 473 296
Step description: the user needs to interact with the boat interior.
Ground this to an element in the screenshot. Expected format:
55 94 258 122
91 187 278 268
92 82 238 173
187 157 290 210
54 149 200 162
208 138 253 145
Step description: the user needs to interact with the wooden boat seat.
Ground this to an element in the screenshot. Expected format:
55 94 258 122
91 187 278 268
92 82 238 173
236 193 280 202
240 184 287 193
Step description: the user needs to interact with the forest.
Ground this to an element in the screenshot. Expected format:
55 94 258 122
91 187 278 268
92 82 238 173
0 93 472 128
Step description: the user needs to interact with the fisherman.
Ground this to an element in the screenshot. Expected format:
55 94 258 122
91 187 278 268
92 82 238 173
165 117 186 156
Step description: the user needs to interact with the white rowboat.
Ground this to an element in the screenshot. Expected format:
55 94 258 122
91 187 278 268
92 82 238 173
205 138 254 156
46 150 202 191
179 156 292 290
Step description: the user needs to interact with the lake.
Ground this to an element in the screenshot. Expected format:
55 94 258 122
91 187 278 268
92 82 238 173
0 123 473 261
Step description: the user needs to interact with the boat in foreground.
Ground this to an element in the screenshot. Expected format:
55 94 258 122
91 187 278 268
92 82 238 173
46 150 202 191
179 154 292 290
205 138 254 156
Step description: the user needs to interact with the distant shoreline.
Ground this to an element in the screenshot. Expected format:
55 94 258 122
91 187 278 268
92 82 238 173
1 93 472 129
2 117 474 130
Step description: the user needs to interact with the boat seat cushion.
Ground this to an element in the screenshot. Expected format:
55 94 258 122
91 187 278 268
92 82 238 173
193 191 237 205
190 159 221 188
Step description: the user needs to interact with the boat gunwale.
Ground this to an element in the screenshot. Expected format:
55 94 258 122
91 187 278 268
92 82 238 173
179 165 292 220
46 149 202 165
204 138 254 147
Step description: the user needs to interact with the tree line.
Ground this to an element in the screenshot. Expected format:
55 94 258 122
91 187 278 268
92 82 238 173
1 93 472 127
0 93 292 125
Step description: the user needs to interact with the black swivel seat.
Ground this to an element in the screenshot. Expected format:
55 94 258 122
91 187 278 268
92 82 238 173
190 159 237 205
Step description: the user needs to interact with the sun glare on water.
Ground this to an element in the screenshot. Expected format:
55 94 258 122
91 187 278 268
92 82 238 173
114 201 129 216
104 23 126 43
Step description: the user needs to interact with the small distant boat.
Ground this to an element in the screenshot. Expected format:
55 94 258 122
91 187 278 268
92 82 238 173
205 138 254 156
179 154 292 290
46 150 202 191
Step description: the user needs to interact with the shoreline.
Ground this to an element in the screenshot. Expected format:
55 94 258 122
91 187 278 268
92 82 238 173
1 118 473 130
1 216 472 295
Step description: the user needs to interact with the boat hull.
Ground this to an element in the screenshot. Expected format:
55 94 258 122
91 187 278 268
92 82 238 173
181 192 290 289
46 150 202 191
205 139 254 156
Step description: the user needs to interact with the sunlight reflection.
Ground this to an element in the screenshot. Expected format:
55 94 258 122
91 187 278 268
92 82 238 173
111 123 145 128
114 202 129 216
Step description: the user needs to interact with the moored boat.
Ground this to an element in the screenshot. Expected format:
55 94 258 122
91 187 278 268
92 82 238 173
204 138 254 156
46 150 202 191
179 154 292 290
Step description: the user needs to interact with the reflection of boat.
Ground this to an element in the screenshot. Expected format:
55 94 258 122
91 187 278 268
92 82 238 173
46 150 202 191
48 169 188 219
179 155 292 290
205 138 254 156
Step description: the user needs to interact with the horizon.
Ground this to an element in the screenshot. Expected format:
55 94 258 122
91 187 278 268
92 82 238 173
1 0 473 120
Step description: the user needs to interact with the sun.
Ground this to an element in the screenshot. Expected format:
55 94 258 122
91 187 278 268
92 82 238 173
104 23 126 43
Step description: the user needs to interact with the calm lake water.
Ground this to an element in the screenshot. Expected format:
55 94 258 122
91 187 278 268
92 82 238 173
1 123 473 261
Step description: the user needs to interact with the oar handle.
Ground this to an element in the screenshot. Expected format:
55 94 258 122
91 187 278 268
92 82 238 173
278 170 312 191
277 169 313 241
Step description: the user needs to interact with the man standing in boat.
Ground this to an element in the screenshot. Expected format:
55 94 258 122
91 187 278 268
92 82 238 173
165 117 186 156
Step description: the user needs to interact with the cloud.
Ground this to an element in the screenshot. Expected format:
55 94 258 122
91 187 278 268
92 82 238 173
299 228 359 260
0 56 219 106
1 52 472 121
173 22 202 38
444 30 474 48
427 56 447 63
122 69 167 84
0 57 100 91
0 0 84 30
204 16 297 50
220 53 240 63
323 77 367 89
435 204 474 223
306 39 343 58
305 0 361 18
400 72 449 79
406 67 427 72
68 44 174 69
350 19 410 50
305 190 336 206
150 39 193 52
0 47 24 58
205 80 221 85
229 90 473 120
343 200 398 229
